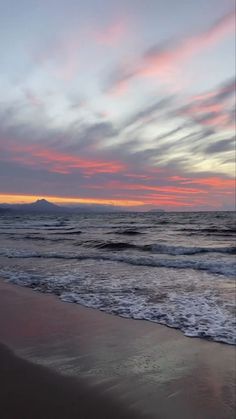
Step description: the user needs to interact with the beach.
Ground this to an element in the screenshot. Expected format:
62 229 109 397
1 0 235 416
0 280 235 419
0 343 142 419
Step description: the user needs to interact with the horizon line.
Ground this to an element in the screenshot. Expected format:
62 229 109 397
0 193 234 212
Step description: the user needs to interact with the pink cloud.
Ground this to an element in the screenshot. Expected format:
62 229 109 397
106 180 207 195
183 177 235 189
179 78 235 130
94 19 127 46
108 79 129 97
35 17 128 82
108 11 235 91
96 174 235 209
1 141 126 175
1 135 234 209
140 11 235 75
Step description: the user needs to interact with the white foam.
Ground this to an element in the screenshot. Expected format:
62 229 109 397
1 248 235 277
1 211 235 345
1 265 235 345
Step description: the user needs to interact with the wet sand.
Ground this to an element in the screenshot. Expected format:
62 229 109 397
0 343 141 419
0 280 235 419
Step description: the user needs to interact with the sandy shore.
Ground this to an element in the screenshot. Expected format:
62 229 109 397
0 280 235 419
0 343 142 419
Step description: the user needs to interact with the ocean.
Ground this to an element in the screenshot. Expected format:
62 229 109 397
0 211 235 345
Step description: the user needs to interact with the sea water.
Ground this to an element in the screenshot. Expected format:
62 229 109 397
0 211 235 344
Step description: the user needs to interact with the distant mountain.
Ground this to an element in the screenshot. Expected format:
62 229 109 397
24 198 64 211
0 199 122 213
0 199 67 213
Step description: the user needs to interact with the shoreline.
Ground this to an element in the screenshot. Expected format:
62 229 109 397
0 279 235 418
3 276 235 347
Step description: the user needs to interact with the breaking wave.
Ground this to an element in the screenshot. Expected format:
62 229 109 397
1 248 235 277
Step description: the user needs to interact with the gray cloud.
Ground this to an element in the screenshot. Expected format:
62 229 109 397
0 75 235 209
205 137 235 154
173 77 235 132
123 97 173 129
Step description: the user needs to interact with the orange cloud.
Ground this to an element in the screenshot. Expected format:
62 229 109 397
0 192 199 209
0 194 144 207
108 191 199 207
95 176 235 209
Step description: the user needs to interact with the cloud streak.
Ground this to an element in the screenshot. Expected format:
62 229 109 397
107 10 235 92
178 78 236 131
0 75 235 210
0 140 126 175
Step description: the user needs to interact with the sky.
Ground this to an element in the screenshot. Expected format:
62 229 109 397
0 0 235 210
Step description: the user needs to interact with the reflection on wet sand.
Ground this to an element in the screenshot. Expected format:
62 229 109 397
0 281 235 419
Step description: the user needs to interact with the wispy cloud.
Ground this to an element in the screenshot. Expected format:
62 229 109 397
107 11 235 92
205 137 235 154
0 75 235 209
34 17 128 82
24 89 43 108
177 78 235 131
94 18 127 46
0 139 126 176
35 32 81 81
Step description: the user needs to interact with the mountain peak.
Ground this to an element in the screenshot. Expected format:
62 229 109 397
26 198 61 211
35 198 52 205
36 198 48 203
32 199 58 209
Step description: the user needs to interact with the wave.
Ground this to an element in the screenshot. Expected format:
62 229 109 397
111 229 143 235
80 240 236 255
23 235 73 242
145 243 236 255
182 227 236 235
1 269 235 345
60 292 236 345
42 227 75 231
1 249 235 277
92 241 138 250
51 230 82 235
0 226 74 231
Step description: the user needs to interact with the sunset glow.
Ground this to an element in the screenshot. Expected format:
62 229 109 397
0 0 235 210
0 194 145 207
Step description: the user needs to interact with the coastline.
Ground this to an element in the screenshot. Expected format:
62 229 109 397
0 279 235 418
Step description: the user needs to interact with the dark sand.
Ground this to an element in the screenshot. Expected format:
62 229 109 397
0 280 235 419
